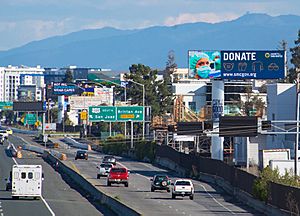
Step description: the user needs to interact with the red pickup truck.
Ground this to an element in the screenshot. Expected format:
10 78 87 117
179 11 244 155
107 167 129 187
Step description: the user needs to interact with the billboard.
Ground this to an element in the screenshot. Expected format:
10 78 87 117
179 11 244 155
189 50 285 79
69 95 113 110
53 83 83 95
189 51 221 79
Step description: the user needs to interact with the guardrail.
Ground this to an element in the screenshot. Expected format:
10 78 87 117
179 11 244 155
42 151 141 216
63 137 91 150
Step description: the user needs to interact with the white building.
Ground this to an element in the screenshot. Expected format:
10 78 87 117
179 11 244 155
0 65 45 101
266 83 296 151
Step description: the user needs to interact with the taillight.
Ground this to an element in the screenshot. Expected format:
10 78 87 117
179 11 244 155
174 186 176 191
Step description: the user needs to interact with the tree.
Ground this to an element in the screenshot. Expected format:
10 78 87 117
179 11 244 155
278 40 289 83
288 30 300 83
158 50 177 114
63 69 74 83
125 64 160 116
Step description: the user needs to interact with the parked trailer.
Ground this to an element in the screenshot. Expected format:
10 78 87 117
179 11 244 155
269 160 300 176
259 149 290 169
11 165 43 199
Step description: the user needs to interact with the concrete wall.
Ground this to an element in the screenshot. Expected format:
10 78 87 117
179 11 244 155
43 151 141 216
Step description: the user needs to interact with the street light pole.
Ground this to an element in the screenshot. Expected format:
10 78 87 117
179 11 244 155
129 80 145 139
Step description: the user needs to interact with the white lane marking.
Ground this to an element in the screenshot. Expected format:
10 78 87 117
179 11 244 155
9 142 55 216
1 213 3 216
9 142 18 165
199 183 235 215
168 206 172 208
41 197 55 216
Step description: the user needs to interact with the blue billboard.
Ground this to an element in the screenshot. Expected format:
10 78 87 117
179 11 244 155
189 51 221 79
221 50 285 79
53 83 83 95
188 50 285 80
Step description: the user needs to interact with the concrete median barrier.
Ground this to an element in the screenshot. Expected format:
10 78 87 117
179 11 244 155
63 137 91 150
43 151 141 216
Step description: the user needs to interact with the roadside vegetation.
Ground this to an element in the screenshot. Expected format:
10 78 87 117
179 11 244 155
101 134 156 162
253 166 300 202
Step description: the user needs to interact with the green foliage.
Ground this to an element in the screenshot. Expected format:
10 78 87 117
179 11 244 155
253 166 300 202
134 140 156 162
63 69 74 83
102 134 129 155
287 30 300 83
124 63 173 116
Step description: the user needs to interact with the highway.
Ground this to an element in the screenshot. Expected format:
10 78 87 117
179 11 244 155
0 134 115 216
48 137 262 216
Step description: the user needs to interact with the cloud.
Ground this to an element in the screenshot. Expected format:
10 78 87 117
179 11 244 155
164 12 240 26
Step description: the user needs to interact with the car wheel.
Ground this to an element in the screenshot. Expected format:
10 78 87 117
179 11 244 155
5 186 8 191
172 193 176 199
167 188 170 193
107 181 111 186
12 196 19 200
75 158 77 160
124 182 129 187
190 195 194 200
151 187 155 192
97 174 100 179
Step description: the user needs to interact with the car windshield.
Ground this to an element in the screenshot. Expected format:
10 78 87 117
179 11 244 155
175 181 191 186
111 168 126 173
100 164 112 168
155 176 168 181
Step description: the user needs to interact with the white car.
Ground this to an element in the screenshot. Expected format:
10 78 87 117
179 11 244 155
97 163 114 179
172 179 194 200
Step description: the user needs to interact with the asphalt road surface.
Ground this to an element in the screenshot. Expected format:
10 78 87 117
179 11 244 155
53 137 263 216
0 135 115 216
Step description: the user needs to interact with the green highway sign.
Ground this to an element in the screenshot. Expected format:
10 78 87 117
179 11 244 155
24 114 42 125
117 106 144 121
0 102 13 110
88 106 144 122
89 106 116 122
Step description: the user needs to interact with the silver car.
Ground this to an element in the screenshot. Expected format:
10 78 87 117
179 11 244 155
97 163 113 179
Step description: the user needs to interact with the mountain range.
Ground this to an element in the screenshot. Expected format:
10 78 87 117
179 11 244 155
0 13 299 71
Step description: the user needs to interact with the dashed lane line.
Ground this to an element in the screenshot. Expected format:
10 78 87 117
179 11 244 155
9 142 56 216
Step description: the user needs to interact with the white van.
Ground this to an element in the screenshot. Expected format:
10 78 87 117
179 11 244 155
11 165 43 199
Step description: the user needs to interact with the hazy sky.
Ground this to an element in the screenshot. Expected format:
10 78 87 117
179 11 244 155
0 0 299 51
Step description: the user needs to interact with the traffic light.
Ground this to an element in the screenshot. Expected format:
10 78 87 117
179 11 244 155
66 104 70 112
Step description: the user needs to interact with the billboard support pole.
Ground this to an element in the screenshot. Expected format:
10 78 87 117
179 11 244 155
211 79 224 161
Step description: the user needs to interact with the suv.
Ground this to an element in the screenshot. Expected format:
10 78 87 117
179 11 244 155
107 167 129 187
102 156 116 165
75 150 88 160
97 163 113 179
172 179 194 200
150 175 171 192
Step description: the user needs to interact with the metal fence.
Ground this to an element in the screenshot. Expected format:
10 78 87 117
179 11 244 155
156 144 300 213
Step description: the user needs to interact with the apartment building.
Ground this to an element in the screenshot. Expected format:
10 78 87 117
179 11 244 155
0 65 45 101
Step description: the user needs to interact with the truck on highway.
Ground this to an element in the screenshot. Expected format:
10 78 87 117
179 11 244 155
171 179 194 200
11 165 43 199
